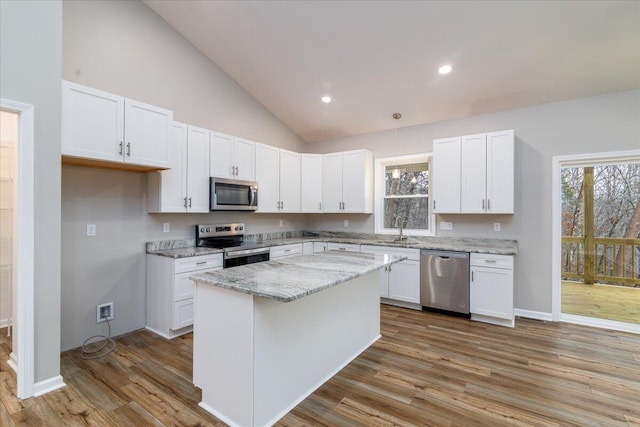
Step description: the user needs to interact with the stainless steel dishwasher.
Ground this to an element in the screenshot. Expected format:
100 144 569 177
420 250 470 315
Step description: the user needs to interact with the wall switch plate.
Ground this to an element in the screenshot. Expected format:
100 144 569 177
96 302 113 323
279 219 284 227
163 223 170 233
343 220 349 228
440 221 453 230
494 223 501 232
86 224 96 237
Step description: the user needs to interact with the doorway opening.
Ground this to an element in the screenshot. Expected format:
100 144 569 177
552 150 640 334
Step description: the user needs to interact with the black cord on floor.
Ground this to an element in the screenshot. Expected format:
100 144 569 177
81 315 116 359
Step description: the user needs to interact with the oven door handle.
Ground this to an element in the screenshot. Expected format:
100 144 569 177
225 247 270 259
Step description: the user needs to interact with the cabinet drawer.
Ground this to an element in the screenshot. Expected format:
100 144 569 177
360 245 420 260
327 243 360 252
470 253 513 269
270 243 303 259
172 299 193 330
174 273 195 302
175 254 223 273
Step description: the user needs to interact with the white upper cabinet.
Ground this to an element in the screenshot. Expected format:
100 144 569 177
210 132 255 181
485 130 515 213
322 149 373 213
461 133 488 213
148 123 210 213
255 145 301 213
62 80 172 169
432 136 461 214
185 125 211 212
433 130 514 214
279 149 301 213
254 143 280 213
300 154 323 213
322 152 344 213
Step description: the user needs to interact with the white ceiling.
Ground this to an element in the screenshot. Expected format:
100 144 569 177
144 1 640 142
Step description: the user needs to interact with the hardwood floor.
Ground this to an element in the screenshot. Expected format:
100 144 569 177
2 305 639 426
562 280 640 324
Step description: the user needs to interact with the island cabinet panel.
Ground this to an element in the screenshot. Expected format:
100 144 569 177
146 253 222 339
62 80 172 169
194 270 381 427
470 253 514 327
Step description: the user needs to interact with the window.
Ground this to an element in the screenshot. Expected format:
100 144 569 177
375 154 434 236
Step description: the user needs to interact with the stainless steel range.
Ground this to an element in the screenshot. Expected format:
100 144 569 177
196 223 270 268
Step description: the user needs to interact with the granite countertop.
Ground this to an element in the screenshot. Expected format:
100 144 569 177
190 250 405 302
147 233 517 258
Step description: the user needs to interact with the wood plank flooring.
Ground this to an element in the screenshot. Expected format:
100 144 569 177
1 304 639 426
562 280 640 324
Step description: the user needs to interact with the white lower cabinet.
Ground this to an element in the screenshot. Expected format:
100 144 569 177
470 253 514 327
270 243 303 259
313 242 328 253
146 253 223 339
327 242 361 252
360 245 421 308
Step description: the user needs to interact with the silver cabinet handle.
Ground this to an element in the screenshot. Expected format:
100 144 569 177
119 141 123 156
487 199 490 210
183 197 188 208
482 199 485 209
188 197 192 208
471 271 474 281
235 166 239 175
319 202 322 210
284 249 291 252
231 166 235 176
485 259 497 263
384 266 388 271
196 261 207 265
433 200 436 210
126 142 131 157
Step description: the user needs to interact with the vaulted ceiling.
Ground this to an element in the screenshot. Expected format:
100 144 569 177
144 1 640 142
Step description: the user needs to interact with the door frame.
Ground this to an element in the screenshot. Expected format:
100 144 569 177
1 99 35 398
551 149 640 333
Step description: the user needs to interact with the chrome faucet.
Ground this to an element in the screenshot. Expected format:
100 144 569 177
394 216 407 241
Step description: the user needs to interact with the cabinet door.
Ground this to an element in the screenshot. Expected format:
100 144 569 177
432 137 461 213
322 153 343 213
123 98 172 168
233 138 255 181
148 122 187 213
301 154 323 212
342 150 372 213
172 299 194 330
210 132 234 178
254 143 280 212
279 149 301 212
461 133 487 213
470 266 513 320
486 130 514 214
62 80 124 163
175 272 196 302
186 125 210 212
388 260 420 303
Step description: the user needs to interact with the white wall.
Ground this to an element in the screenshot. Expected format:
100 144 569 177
307 89 640 314
60 0 308 350
0 0 62 383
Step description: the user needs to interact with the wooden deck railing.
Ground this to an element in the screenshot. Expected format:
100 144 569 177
562 236 640 286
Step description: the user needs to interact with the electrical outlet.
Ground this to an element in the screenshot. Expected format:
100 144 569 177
163 223 170 233
439 221 453 230
96 302 113 323
494 223 501 232
343 220 349 227
86 224 96 237
279 219 283 227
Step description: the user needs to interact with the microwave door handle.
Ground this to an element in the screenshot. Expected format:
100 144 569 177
249 187 255 206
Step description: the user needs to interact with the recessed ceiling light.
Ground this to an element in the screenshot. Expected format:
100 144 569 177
438 64 452 75
321 96 332 103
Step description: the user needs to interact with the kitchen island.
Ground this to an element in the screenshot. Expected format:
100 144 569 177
190 250 405 427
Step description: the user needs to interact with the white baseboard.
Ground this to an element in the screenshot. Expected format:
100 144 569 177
33 375 66 397
7 352 17 373
380 299 422 311
514 308 553 322
561 314 640 335
0 319 11 328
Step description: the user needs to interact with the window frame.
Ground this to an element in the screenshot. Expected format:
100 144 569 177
374 153 435 236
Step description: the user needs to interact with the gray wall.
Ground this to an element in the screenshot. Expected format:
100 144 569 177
0 0 62 383
307 89 640 314
60 0 308 350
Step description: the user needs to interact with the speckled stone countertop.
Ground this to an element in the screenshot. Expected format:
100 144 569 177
190 250 405 302
147 232 517 258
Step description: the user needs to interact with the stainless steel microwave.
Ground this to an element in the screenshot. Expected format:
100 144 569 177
210 177 258 211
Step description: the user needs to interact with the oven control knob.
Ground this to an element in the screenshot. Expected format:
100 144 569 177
200 227 205 233
206 227 211 232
